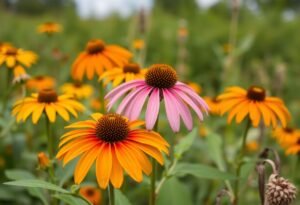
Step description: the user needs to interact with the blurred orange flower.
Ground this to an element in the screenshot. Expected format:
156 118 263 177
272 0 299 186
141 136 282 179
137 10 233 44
273 127 300 148
26 75 55 91
79 186 102 205
60 82 93 100
13 65 30 84
246 140 259 152
37 152 50 169
204 96 221 115
132 39 145 50
37 22 62 34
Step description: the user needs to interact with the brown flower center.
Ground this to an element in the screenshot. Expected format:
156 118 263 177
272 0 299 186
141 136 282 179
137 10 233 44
38 89 58 103
123 63 141 74
85 188 95 197
86 39 105 54
246 86 266 101
5 47 17 56
95 114 129 143
145 64 177 88
284 127 294 133
73 82 82 88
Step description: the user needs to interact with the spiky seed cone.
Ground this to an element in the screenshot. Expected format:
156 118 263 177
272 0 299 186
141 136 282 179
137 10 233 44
265 174 297 205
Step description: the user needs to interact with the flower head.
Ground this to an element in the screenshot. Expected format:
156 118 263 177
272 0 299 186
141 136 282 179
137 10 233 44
265 174 297 205
26 75 55 91
105 64 209 132
132 39 145 50
285 139 300 155
204 96 221 115
79 186 102 205
60 82 93 100
12 89 85 124
273 127 300 148
72 39 132 81
0 46 38 68
246 140 259 152
37 152 50 169
37 22 62 34
56 113 169 189
12 65 30 84
185 81 202 94
218 86 290 128
100 63 147 87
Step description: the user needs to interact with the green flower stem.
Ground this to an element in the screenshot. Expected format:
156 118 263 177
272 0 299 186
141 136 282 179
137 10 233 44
150 118 159 205
233 118 251 205
109 183 115 205
99 81 106 113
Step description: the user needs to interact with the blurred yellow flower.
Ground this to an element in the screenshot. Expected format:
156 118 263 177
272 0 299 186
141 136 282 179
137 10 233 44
72 39 132 81
90 98 102 111
12 89 85 124
0 42 12 51
60 82 93 100
285 138 300 155
79 186 102 205
178 27 188 38
223 43 233 54
37 152 50 169
37 22 62 34
26 75 55 91
99 63 146 87
198 125 208 138
273 127 300 148
218 86 290 128
246 140 259 152
13 65 30 84
204 96 221 115
0 46 38 68
185 82 202 94
132 39 145 50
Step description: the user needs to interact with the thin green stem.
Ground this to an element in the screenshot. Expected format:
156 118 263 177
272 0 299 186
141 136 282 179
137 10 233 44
99 81 105 113
71 193 93 205
45 117 54 159
109 183 115 205
233 118 251 205
169 135 175 165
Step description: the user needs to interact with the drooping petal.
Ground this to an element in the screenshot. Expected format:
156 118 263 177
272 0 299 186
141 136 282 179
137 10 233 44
145 88 160 130
163 89 180 132
127 87 152 120
116 86 145 114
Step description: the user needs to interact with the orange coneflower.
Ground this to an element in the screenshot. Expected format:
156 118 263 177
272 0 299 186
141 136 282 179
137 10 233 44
56 113 169 189
37 22 62 35
0 42 12 50
218 86 290 128
285 139 300 155
204 96 221 115
0 46 38 68
12 89 85 124
99 63 147 87
26 75 55 91
60 82 93 100
185 81 202 94
72 39 132 81
79 186 102 205
12 65 30 84
273 127 300 148
246 140 259 152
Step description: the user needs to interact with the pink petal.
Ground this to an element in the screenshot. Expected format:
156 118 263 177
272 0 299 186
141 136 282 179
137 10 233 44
145 88 160 130
106 80 146 111
168 89 193 131
172 88 204 121
116 86 146 114
163 89 180 132
175 83 209 114
127 87 152 120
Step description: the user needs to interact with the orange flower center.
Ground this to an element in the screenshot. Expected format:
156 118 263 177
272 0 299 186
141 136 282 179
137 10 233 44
247 86 266 101
95 114 129 143
38 89 58 103
5 47 17 56
86 39 105 54
145 64 177 88
123 63 140 74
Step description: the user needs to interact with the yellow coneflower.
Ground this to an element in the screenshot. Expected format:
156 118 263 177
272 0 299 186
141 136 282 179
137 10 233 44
0 42 12 50
12 65 30 84
223 43 233 54
72 39 132 81
218 86 290 128
56 113 169 189
285 139 300 155
60 82 93 100
12 89 85 124
26 75 55 91
185 82 202 94
273 127 300 148
79 186 102 205
37 22 62 34
0 46 38 68
132 39 145 50
99 63 147 87
198 125 208 138
204 96 221 115
246 140 259 152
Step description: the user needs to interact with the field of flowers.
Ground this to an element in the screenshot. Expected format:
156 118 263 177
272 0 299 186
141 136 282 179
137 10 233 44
0 1 300 205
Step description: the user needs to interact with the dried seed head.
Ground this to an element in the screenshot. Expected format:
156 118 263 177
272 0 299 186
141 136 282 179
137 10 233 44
265 174 297 205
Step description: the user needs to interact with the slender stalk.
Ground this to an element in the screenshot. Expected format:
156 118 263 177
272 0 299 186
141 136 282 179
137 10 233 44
233 119 251 205
2 69 13 113
45 117 54 159
169 134 175 165
99 81 105 113
109 183 115 205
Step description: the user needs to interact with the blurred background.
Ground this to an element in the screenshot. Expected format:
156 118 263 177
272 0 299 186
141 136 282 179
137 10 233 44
1 0 300 204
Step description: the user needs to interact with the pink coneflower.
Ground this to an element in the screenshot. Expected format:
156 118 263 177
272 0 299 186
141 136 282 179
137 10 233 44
105 64 209 132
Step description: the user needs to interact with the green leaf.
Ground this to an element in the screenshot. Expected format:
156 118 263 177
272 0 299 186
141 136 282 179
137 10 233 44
28 188 49 205
57 160 77 186
5 169 35 180
115 189 132 205
54 194 89 205
205 132 225 171
157 178 193 205
4 179 70 194
171 163 236 180
174 128 197 159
